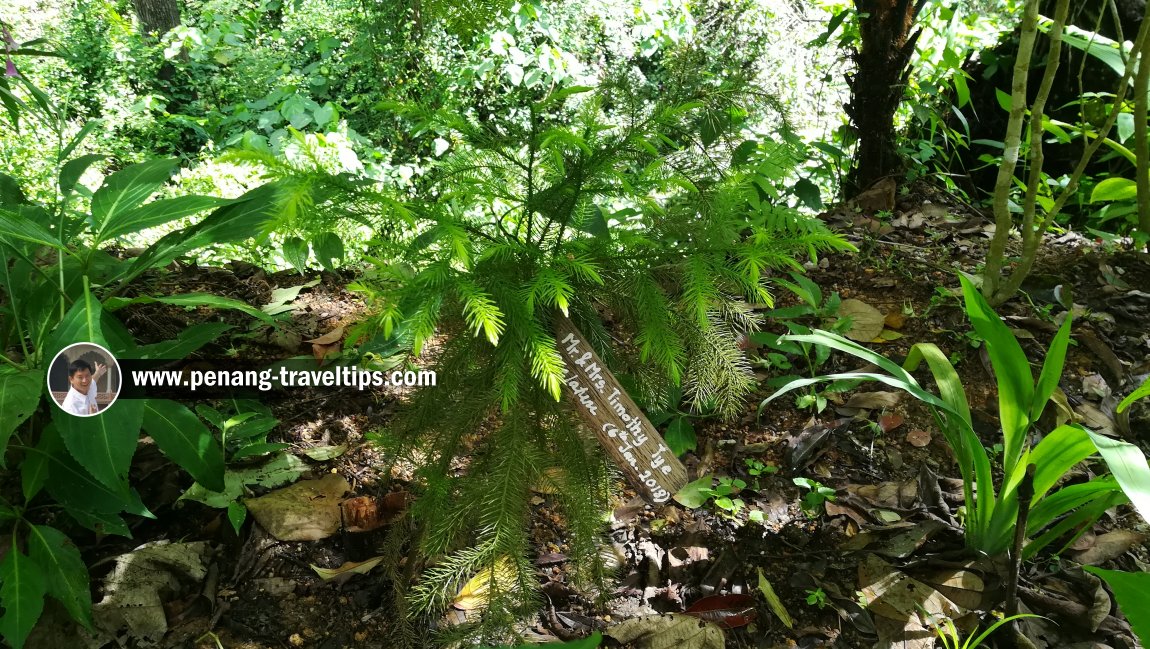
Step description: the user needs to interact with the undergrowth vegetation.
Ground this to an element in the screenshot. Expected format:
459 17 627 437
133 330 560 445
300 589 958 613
3 0 1150 647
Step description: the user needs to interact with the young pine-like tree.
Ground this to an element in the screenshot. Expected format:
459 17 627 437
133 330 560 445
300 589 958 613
241 78 852 644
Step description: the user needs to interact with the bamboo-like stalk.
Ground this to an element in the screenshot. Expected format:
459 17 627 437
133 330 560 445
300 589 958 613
985 0 1150 304
1137 16 1150 244
984 0 1041 302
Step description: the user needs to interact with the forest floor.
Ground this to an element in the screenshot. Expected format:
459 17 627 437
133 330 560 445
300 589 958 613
24 187 1150 649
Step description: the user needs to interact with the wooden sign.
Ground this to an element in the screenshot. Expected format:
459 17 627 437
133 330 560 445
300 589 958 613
554 317 688 504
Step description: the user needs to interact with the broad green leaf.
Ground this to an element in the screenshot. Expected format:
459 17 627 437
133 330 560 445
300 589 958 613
1118 377 1150 413
103 293 275 324
226 501 247 534
142 400 226 492
1086 429 1150 524
231 442 290 460
1024 425 1095 501
995 88 1012 112
1026 478 1121 538
226 415 278 440
1032 314 1072 421
1117 112 1136 143
757 568 794 629
960 275 1032 473
1028 493 1121 559
21 421 60 502
43 281 108 364
53 399 144 493
1048 19 1126 77
0 546 45 649
0 172 26 204
1091 177 1137 203
282 236 310 271
117 182 282 284
1083 567 1150 644
0 205 65 250
0 368 43 465
90 158 178 236
136 322 234 360
902 343 970 425
664 416 696 455
791 178 822 210
673 475 714 509
99 195 234 241
181 453 308 509
312 231 344 271
26 525 91 628
58 154 105 198
34 423 153 535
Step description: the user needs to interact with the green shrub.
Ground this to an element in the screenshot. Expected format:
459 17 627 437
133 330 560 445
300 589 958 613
0 71 282 647
763 275 1150 559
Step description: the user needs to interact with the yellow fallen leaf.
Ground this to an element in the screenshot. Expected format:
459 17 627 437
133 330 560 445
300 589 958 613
453 558 518 611
311 556 385 580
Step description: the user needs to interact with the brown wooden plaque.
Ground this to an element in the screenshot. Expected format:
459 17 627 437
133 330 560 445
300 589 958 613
554 317 688 504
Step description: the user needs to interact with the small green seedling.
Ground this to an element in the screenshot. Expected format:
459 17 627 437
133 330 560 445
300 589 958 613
805 587 829 609
794 477 836 516
745 458 778 489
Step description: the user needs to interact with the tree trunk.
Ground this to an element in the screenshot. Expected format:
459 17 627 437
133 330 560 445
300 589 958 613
844 0 926 194
131 0 180 39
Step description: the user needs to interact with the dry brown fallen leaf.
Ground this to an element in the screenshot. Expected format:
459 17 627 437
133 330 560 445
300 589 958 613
845 391 902 410
306 326 345 362
858 554 966 623
838 299 886 342
1071 530 1148 566
879 413 904 433
305 326 345 345
605 614 725 649
340 491 408 532
906 429 932 447
88 541 211 645
245 473 350 541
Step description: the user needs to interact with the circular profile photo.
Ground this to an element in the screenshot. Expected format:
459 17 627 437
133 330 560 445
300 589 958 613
47 342 122 417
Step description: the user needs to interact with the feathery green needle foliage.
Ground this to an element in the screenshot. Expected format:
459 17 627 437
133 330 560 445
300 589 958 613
337 80 851 640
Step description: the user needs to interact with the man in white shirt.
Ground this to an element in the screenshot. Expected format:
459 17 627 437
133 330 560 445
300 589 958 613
61 359 107 416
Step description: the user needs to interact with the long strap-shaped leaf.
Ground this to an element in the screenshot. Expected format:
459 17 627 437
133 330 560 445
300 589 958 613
959 276 1033 475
